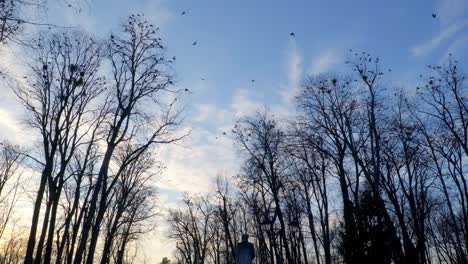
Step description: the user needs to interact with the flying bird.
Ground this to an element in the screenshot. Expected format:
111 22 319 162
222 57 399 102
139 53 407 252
432 13 437 18
192 41 198 46
290 32 295 37
251 79 255 83
181 11 186 15
173 56 176 61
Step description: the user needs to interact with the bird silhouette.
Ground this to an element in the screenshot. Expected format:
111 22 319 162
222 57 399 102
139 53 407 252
201 78 205 81
223 132 227 135
251 79 255 83
432 13 437 18
181 11 186 15
192 41 198 46
290 32 295 37
173 56 176 61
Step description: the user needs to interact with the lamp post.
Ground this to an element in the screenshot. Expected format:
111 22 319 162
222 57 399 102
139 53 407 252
288 216 301 263
260 211 281 263
260 214 273 232
288 217 300 232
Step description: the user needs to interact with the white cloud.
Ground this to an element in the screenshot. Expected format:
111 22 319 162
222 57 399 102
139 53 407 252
0 109 25 143
144 118 239 261
441 34 468 62
157 86 293 199
287 40 303 89
412 0 468 58
279 41 304 103
141 0 174 28
0 46 32 145
411 19 468 57
231 89 263 118
157 123 238 194
310 51 339 75
193 104 229 123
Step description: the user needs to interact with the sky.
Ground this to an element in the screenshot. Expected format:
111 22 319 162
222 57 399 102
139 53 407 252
1 0 468 261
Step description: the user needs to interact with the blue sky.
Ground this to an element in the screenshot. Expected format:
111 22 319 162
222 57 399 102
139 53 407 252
49 0 468 110
2 0 468 260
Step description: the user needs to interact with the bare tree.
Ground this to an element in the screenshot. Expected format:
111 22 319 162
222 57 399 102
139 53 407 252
168 194 215 264
0 229 25 264
0 143 23 242
286 126 332 264
213 175 237 264
100 146 159 264
16 30 103 264
73 14 184 264
414 58 468 263
0 0 22 44
232 111 294 263
297 74 363 263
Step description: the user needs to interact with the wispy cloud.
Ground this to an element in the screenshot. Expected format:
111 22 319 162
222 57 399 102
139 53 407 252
281 45 340 103
310 51 339 75
279 40 303 103
411 0 468 57
141 0 174 28
231 89 262 118
287 40 303 89
411 19 468 57
441 34 468 62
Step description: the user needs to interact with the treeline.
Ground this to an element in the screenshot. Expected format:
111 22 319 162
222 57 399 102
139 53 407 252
0 8 185 264
167 53 468 264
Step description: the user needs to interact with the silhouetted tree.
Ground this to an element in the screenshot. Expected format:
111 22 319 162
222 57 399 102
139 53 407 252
17 30 104 264
73 14 184 264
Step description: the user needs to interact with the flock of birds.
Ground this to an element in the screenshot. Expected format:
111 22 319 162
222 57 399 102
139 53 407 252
177 9 440 140
180 9 296 86
159 9 441 187
179 9 438 83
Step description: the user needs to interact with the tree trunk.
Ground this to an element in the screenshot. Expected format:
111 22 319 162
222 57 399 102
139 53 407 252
24 164 52 264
